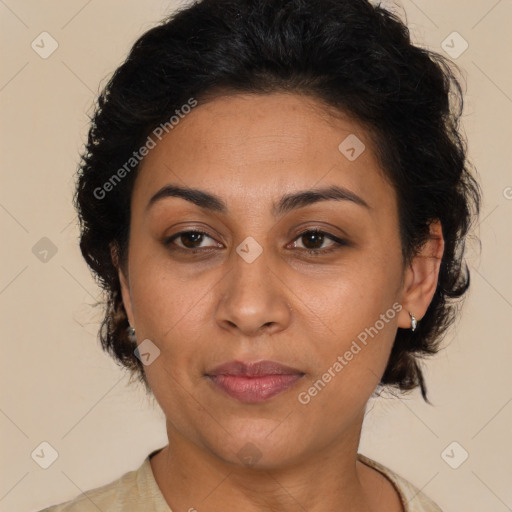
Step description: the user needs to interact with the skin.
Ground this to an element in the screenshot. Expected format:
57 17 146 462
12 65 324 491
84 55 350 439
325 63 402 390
115 92 444 512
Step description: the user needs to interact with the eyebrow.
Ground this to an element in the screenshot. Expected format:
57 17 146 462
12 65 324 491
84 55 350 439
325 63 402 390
146 183 370 217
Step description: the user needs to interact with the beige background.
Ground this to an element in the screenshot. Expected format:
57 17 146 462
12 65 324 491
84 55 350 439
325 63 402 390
1 1 511 511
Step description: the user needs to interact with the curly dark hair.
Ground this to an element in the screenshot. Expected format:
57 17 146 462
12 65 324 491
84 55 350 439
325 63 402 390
75 0 481 403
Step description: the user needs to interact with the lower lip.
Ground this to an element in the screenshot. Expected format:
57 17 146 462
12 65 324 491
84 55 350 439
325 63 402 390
207 374 304 403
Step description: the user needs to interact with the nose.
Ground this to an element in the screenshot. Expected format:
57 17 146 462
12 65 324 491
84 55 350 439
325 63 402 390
214 245 293 337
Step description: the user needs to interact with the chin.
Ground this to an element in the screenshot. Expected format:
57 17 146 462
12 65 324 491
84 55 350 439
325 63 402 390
200 422 308 470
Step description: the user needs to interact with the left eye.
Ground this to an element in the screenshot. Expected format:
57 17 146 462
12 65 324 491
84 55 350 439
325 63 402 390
290 230 346 253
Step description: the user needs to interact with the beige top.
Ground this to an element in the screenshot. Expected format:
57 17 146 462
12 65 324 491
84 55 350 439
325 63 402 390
37 448 443 512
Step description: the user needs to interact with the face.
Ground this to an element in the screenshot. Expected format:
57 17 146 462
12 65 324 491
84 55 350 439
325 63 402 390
118 92 438 468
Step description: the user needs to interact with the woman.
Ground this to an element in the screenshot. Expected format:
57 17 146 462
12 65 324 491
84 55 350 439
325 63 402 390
39 0 480 510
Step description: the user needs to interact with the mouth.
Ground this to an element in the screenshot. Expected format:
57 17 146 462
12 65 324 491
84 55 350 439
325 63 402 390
205 360 305 403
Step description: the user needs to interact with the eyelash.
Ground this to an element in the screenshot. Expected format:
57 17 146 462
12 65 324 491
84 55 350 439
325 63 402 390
163 229 347 256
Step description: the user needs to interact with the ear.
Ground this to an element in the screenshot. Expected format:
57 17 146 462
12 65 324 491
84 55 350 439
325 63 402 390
397 219 445 329
110 242 135 329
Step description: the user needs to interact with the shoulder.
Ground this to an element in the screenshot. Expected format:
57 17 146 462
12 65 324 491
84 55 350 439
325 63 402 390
357 453 443 512
35 467 140 512
35 449 170 512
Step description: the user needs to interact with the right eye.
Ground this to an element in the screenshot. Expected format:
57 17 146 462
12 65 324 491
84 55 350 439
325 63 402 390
164 230 223 253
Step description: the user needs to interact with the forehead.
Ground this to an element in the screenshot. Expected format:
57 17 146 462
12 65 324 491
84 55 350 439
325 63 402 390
134 92 394 214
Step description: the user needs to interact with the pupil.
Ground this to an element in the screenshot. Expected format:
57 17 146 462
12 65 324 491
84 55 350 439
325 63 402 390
182 232 203 248
303 231 323 249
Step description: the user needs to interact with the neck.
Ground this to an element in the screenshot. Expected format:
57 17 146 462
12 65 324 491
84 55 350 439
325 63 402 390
149 411 400 512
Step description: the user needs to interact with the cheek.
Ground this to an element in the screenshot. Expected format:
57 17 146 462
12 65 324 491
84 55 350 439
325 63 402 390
296 302 400 428
298 247 403 390
309 247 402 330
128 266 209 409
128 251 210 357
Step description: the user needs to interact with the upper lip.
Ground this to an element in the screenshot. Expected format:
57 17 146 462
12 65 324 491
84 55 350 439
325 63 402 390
206 360 304 377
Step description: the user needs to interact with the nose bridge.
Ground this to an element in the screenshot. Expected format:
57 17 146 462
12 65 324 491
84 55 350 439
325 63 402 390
228 209 273 279
229 233 274 300
215 232 291 334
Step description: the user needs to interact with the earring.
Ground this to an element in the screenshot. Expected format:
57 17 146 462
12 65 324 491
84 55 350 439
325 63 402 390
127 325 137 343
409 312 418 332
